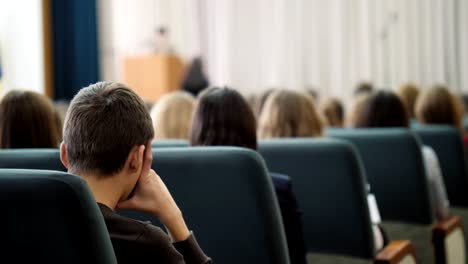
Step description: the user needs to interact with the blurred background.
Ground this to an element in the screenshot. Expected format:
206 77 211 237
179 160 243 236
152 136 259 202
0 0 468 102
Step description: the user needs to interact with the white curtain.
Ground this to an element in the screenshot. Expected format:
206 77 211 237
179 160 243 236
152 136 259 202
98 0 468 99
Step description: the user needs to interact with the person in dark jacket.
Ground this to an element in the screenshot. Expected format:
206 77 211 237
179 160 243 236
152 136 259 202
182 57 210 96
190 86 307 264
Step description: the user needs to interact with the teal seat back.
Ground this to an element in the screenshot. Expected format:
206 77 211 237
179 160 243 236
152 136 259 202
0 149 65 171
259 138 375 259
413 125 468 207
328 128 433 225
464 115 468 132
0 169 116 263
151 140 189 148
124 147 290 264
0 147 290 263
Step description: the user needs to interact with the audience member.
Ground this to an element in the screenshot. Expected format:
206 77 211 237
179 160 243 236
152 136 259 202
258 90 323 138
320 98 345 128
245 93 257 114
254 88 279 118
0 90 61 148
150 91 195 140
346 94 370 127
415 85 464 132
190 87 307 264
305 86 319 103
354 82 374 96
397 83 420 119
182 57 209 96
352 90 408 128
351 90 450 221
60 82 211 264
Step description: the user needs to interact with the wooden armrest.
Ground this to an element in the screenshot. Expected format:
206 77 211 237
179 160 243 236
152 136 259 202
433 215 463 238
374 240 416 264
432 215 464 264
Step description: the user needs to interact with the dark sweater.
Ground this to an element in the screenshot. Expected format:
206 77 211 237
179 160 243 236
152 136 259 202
98 203 212 264
271 173 307 264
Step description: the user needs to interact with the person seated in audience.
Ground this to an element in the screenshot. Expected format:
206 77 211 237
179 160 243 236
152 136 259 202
0 90 62 148
182 57 210 96
253 88 279 118
354 82 374 97
150 91 195 140
190 87 307 264
305 86 319 103
60 82 211 264
347 93 370 127
415 85 464 133
320 97 345 128
397 83 420 120
350 90 450 221
258 90 324 138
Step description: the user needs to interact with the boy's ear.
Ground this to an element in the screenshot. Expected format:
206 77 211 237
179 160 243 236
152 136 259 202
128 145 145 173
60 142 69 169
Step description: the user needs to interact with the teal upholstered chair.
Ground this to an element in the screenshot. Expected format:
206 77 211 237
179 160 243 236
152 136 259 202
259 138 416 264
0 169 116 263
0 147 289 263
328 128 465 264
0 149 65 171
123 147 290 264
151 139 189 148
464 116 468 132
413 125 468 260
412 125 468 208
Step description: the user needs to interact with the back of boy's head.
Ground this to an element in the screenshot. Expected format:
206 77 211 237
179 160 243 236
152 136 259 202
63 82 154 177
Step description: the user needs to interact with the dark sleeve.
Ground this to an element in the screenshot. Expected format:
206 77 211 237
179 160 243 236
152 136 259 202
139 225 211 264
173 232 212 264
274 179 307 264
137 225 186 264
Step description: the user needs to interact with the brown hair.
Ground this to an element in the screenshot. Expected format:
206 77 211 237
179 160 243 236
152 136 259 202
350 91 409 128
150 91 195 139
190 87 257 150
0 90 61 148
397 83 420 118
320 98 344 128
415 85 464 132
258 90 324 138
63 82 154 176
253 88 280 118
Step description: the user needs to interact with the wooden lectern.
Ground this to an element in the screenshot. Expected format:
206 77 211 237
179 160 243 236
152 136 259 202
123 54 185 102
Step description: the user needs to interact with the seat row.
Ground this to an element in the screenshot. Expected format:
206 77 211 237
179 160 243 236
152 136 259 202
0 125 466 263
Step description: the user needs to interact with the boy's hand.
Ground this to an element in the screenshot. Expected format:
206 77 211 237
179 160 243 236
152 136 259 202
116 142 190 242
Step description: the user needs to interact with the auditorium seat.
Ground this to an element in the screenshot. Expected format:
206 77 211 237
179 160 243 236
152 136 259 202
328 128 466 263
0 148 65 171
151 139 189 148
412 125 468 207
413 125 468 259
0 169 116 263
259 138 417 264
464 116 468 132
0 147 289 263
151 147 290 263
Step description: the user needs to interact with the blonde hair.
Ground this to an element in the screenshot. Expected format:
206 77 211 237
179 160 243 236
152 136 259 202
347 94 370 127
415 85 464 132
320 98 344 128
150 91 195 139
397 83 420 118
258 90 324 138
